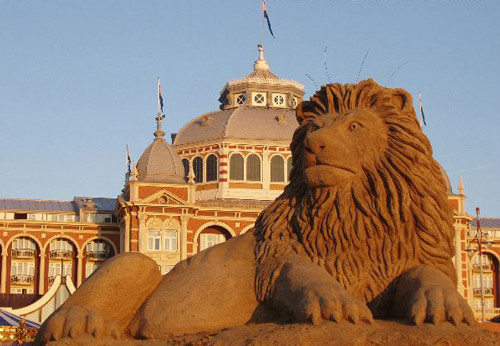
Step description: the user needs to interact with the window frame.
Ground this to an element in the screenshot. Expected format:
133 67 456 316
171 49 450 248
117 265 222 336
270 155 285 182
229 153 244 181
205 154 218 182
246 153 262 182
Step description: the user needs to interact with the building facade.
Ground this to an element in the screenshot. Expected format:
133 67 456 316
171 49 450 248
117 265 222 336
0 46 498 321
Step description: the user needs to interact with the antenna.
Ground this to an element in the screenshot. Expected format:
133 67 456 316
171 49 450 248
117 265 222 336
305 73 319 91
356 50 369 83
324 46 332 83
386 60 410 85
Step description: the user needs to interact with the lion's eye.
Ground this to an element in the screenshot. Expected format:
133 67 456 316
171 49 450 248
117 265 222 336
310 124 320 132
348 122 361 132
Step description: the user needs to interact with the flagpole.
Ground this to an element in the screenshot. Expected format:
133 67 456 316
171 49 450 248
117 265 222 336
418 92 423 128
157 77 161 115
260 0 264 46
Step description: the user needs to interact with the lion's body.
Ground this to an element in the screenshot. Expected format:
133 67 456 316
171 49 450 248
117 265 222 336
37 80 473 343
255 80 457 316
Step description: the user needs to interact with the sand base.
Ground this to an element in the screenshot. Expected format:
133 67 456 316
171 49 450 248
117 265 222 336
47 320 500 346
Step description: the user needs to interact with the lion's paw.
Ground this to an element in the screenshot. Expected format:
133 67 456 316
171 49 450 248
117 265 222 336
408 285 475 326
36 306 123 343
293 283 373 325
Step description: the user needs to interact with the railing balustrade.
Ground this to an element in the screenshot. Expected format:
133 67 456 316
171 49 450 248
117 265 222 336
10 275 34 285
11 249 35 258
49 250 73 259
86 251 111 261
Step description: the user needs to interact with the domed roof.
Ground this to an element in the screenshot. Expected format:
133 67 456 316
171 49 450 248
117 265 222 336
173 106 299 146
438 163 453 195
137 115 185 184
175 46 303 147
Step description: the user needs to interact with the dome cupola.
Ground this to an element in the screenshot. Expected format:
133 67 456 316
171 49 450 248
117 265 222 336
136 113 185 184
218 45 304 110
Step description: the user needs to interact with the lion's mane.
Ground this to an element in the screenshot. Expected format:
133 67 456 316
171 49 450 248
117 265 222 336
254 79 456 317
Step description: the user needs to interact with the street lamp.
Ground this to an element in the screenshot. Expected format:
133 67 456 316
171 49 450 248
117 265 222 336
466 207 493 322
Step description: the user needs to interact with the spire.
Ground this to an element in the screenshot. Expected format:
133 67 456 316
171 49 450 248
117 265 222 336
254 44 270 71
154 113 165 139
458 175 464 195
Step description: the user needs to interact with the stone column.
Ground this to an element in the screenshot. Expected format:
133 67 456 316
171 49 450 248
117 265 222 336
180 216 189 260
38 253 46 295
455 225 464 294
77 254 83 287
138 212 147 253
262 147 270 190
218 146 230 198
1 251 7 293
124 213 131 253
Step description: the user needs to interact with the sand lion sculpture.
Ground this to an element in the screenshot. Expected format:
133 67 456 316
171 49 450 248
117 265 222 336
37 79 474 343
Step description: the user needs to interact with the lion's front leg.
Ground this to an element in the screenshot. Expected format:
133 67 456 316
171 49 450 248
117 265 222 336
392 265 475 326
261 255 373 325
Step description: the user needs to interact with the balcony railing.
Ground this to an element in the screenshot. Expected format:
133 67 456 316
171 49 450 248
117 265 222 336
472 263 492 271
86 251 111 261
49 250 73 260
10 275 34 285
473 307 500 319
473 287 494 296
11 249 36 258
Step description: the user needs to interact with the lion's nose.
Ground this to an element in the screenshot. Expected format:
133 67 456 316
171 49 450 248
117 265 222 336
305 135 326 154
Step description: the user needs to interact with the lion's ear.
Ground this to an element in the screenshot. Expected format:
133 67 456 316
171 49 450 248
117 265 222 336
295 100 319 125
388 88 414 113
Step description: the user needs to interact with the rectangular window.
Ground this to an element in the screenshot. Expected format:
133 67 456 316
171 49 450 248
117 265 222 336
85 262 102 278
164 230 178 252
200 233 226 251
48 262 72 277
161 265 174 275
148 230 161 251
11 262 35 276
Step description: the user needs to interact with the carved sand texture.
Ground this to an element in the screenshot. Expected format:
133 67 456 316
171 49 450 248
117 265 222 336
37 80 479 344
255 79 456 316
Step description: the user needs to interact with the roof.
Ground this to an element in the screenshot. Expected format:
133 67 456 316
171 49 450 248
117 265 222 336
0 197 117 213
471 218 500 229
0 199 74 213
137 136 185 184
174 106 299 146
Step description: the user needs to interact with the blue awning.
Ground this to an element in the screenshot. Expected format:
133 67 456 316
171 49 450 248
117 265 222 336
0 309 41 328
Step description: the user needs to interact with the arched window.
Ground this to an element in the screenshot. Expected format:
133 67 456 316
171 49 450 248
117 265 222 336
206 154 218 182
193 157 203 183
286 157 293 181
182 158 190 182
246 154 261 181
270 156 285 182
230 153 244 180
85 239 114 278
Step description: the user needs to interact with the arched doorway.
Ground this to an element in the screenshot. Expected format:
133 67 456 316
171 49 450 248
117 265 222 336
197 226 232 252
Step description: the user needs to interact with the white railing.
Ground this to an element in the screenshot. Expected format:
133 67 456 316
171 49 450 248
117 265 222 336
473 307 500 319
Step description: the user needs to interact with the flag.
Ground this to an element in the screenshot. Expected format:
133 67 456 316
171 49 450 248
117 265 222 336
157 77 164 117
262 0 274 38
419 92 427 127
126 145 131 173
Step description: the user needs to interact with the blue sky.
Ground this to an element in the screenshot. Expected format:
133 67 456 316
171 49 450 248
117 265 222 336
0 1 499 216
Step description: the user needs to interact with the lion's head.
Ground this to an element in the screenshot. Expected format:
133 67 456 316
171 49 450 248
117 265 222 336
255 79 456 315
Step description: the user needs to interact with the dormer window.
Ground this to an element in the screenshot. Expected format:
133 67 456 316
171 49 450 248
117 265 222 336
252 92 266 106
272 93 286 107
291 97 298 109
235 93 246 105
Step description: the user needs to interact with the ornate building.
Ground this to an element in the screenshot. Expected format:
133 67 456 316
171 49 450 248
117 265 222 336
0 46 498 322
